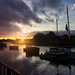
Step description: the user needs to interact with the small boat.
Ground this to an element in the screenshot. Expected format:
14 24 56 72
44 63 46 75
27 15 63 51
23 46 39 57
0 42 7 50
9 46 19 50
0 42 7 48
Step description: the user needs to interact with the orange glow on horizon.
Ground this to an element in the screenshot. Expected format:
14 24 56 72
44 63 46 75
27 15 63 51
0 36 33 40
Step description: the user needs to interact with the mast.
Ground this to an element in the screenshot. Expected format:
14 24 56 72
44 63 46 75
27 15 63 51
15 31 16 40
56 19 58 47
67 6 70 41
14 31 17 46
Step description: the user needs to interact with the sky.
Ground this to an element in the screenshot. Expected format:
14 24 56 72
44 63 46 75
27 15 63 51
0 0 75 39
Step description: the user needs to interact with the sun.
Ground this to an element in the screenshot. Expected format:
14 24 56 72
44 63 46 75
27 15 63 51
20 37 26 40
18 37 25 44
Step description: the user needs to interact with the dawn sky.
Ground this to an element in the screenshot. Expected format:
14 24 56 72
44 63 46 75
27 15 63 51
0 0 75 39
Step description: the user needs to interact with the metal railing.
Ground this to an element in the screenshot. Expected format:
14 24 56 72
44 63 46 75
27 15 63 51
0 62 22 75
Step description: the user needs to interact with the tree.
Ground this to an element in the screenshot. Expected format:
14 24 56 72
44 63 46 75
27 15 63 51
33 33 47 45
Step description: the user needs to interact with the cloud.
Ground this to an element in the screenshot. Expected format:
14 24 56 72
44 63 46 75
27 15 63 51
0 0 42 35
31 0 64 11
72 4 75 10
27 0 64 22
0 0 65 35
0 22 21 35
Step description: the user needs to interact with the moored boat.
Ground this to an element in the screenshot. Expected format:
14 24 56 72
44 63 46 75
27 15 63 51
40 47 71 60
9 46 19 50
23 46 39 57
40 6 75 61
0 42 7 50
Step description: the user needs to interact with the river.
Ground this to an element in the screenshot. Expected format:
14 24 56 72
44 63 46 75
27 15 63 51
0 42 75 75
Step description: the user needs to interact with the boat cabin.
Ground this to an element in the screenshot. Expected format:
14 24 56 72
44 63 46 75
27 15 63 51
50 48 71 53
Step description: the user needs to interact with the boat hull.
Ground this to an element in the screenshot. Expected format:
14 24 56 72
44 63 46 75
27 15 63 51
40 54 68 61
67 53 75 60
40 53 75 61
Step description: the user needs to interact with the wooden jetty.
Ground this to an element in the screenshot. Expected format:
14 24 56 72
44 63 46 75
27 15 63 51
0 62 22 75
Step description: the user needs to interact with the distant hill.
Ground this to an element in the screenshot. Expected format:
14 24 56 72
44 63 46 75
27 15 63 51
29 30 75 36
32 31 75 47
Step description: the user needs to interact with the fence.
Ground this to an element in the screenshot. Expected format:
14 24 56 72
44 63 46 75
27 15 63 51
0 62 22 75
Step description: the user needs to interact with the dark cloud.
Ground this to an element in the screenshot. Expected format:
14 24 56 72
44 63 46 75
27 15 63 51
0 22 21 35
29 0 64 22
0 0 42 35
0 0 65 35
63 0 75 4
31 0 64 11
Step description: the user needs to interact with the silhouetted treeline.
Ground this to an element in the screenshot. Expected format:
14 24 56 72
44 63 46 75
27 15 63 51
33 31 75 47
0 31 75 47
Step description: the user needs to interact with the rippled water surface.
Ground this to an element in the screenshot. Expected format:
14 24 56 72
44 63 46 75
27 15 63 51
0 42 75 75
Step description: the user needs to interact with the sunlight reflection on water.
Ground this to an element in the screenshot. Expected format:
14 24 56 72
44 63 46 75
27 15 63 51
0 42 75 75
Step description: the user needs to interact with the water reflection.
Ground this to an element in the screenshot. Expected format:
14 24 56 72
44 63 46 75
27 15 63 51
0 42 75 75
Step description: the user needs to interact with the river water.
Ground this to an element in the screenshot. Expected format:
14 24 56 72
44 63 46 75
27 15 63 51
0 42 75 75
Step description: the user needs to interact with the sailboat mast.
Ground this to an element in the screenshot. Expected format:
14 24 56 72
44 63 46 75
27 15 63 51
67 6 70 40
56 19 58 47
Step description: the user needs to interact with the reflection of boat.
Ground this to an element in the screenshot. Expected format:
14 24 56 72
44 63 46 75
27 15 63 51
40 6 75 60
49 58 75 75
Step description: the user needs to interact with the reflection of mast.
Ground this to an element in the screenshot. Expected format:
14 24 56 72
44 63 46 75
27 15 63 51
56 65 59 75
68 63 71 75
57 68 59 75
67 6 70 41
